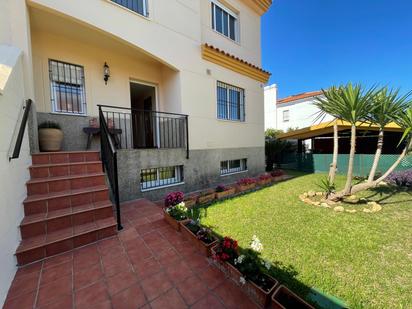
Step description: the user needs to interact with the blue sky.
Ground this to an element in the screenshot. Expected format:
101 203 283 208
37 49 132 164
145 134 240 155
262 0 412 99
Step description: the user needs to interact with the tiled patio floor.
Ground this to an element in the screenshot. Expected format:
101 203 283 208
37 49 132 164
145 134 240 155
4 199 259 309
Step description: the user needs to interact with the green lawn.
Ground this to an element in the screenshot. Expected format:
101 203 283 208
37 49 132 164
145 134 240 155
200 172 412 309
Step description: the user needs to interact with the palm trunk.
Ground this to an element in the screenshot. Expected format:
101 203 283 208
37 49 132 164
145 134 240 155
367 128 384 183
343 125 356 195
350 138 412 194
328 121 338 184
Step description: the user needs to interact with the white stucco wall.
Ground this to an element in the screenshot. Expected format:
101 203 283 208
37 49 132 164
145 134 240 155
275 96 333 132
264 83 277 130
0 46 31 307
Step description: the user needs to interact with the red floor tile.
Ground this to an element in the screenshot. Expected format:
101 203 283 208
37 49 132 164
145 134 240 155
6 271 39 300
164 260 194 284
177 275 209 306
140 271 173 301
111 283 147 309
198 265 226 289
133 256 162 279
192 293 226 309
149 288 188 309
3 291 36 309
40 261 72 285
213 280 259 309
36 275 72 307
36 294 73 309
74 263 103 290
75 281 109 308
106 269 138 296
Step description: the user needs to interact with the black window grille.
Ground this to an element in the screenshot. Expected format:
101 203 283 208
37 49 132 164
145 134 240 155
49 60 86 115
220 158 247 175
217 81 245 121
140 165 184 191
211 1 238 41
111 0 148 17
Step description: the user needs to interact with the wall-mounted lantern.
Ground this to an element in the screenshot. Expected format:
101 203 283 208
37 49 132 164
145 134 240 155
103 62 110 85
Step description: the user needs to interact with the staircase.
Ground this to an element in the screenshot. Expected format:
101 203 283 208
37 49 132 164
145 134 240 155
15 151 117 265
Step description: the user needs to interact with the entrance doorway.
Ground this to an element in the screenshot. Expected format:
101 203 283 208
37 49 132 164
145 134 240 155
130 81 157 148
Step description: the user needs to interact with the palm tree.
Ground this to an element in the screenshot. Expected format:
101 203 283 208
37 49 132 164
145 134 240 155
314 87 343 184
317 84 376 197
351 107 412 194
365 88 411 183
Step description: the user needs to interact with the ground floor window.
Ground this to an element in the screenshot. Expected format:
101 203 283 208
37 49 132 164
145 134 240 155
49 59 86 115
220 158 247 175
140 165 184 191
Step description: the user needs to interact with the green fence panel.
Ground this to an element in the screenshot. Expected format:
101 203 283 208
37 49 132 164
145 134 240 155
282 154 412 177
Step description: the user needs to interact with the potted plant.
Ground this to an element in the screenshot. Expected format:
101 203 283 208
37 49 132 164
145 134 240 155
237 178 257 192
163 202 189 231
38 121 63 152
233 236 278 308
215 184 236 199
184 193 198 208
197 189 215 204
180 212 217 256
165 191 184 208
211 236 242 282
257 174 272 186
271 170 286 182
272 285 315 309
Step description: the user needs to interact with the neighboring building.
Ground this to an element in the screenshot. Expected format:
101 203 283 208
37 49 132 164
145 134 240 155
264 83 277 129
264 88 330 132
0 0 272 305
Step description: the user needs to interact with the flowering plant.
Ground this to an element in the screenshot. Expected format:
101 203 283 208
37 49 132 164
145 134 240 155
237 178 257 186
387 169 412 187
271 169 285 177
165 191 184 207
258 174 272 181
215 184 228 192
234 235 273 291
165 202 188 220
213 236 238 263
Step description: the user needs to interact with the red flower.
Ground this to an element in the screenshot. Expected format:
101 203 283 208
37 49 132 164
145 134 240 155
221 253 229 261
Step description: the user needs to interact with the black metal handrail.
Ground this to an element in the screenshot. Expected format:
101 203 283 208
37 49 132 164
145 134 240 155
98 104 189 159
9 99 32 161
99 106 123 230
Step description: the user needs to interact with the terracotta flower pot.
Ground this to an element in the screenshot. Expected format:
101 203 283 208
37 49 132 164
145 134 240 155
257 178 272 186
38 128 63 152
198 192 215 204
272 176 284 182
163 209 188 231
215 187 236 199
272 285 315 309
237 183 256 192
210 245 242 282
245 275 278 308
184 196 198 208
180 222 217 257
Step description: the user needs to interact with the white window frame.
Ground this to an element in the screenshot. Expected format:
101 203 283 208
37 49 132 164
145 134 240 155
49 59 87 116
217 81 245 122
140 165 184 191
283 110 290 122
220 158 247 176
211 0 239 42
109 0 149 18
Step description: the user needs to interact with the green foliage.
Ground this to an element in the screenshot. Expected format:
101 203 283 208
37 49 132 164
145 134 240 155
265 135 296 171
265 128 284 139
38 121 61 130
317 177 336 197
165 202 188 220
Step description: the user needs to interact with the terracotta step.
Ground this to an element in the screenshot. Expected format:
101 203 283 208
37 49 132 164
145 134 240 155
20 200 114 239
32 151 100 166
23 185 110 216
26 173 106 196
29 161 102 179
15 217 117 265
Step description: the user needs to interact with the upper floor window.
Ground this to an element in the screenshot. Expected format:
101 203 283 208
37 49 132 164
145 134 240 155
211 1 238 42
49 60 86 115
283 110 290 122
217 81 245 122
111 0 148 17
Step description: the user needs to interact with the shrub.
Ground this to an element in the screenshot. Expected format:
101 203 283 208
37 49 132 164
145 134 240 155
215 184 228 192
270 169 285 177
165 202 188 220
237 178 257 186
38 121 61 130
213 236 238 263
165 191 184 207
387 170 412 187
259 174 272 181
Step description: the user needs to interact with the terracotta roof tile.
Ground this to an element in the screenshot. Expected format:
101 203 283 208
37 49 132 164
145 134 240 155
277 91 323 104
